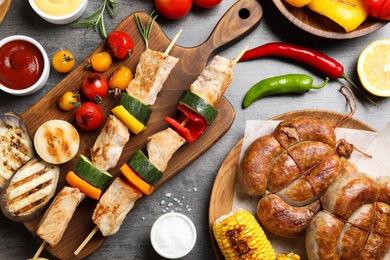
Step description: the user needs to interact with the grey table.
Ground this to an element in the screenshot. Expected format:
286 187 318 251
1 0 390 259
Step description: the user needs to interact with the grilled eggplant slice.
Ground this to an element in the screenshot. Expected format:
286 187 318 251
0 112 35 191
1 157 59 222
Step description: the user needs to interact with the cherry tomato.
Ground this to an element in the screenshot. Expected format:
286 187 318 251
154 0 192 19
52 49 75 73
75 102 104 131
108 66 133 92
362 0 390 20
89 52 112 72
58 92 80 111
82 72 108 102
106 31 134 60
193 0 222 8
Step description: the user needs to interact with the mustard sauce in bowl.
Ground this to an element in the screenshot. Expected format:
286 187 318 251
29 0 88 25
33 0 82 16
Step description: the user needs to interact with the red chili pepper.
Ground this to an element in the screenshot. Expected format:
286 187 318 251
239 42 377 106
165 104 207 143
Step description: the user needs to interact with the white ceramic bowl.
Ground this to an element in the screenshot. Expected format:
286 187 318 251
28 0 88 25
150 212 197 259
0 35 50 96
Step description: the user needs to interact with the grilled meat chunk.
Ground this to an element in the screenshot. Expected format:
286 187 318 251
1 157 59 222
190 55 234 106
92 177 142 236
147 128 186 172
36 186 85 247
126 49 179 105
91 115 130 171
0 113 35 190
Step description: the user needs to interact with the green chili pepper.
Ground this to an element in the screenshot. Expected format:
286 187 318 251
242 74 329 109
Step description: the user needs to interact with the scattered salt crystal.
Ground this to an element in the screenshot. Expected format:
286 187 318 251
182 196 185 199
141 217 145 220
193 187 197 192
165 193 171 197
168 202 173 207
173 197 178 201
187 208 192 212
160 200 166 205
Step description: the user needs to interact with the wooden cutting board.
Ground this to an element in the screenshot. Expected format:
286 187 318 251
18 0 263 259
208 110 376 259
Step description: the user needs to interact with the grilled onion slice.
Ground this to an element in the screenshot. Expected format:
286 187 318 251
34 120 80 164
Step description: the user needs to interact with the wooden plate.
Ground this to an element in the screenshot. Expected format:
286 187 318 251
272 0 388 39
15 0 263 259
0 0 11 24
208 109 376 259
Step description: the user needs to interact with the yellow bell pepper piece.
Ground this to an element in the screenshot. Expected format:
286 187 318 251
111 105 145 134
285 0 312 8
308 0 368 32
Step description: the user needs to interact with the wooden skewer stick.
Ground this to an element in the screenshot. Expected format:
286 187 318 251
74 226 99 255
33 241 47 260
232 45 249 66
164 29 182 55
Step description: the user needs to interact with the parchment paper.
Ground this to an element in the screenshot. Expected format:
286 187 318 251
231 119 383 259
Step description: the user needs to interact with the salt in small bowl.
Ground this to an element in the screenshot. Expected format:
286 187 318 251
150 212 197 259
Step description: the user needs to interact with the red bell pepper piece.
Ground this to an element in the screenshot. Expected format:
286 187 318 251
165 104 207 142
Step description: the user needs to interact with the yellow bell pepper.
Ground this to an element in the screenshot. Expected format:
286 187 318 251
285 0 312 8
111 105 145 134
308 0 368 32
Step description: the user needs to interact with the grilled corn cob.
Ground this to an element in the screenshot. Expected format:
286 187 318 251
277 252 300 260
213 208 275 260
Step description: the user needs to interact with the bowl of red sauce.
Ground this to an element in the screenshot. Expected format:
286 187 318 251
28 0 88 25
0 35 50 96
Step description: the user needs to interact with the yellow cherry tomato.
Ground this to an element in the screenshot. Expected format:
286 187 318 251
52 49 75 73
89 52 112 72
58 91 79 111
108 66 133 92
284 0 312 7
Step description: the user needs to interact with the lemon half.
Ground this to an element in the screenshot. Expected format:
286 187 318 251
357 38 390 97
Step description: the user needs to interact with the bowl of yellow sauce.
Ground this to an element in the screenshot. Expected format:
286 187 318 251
29 0 88 25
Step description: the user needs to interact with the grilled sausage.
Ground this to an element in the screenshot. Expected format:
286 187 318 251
256 194 321 238
320 172 379 220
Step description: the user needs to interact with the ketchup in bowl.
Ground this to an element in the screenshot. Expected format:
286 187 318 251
0 40 44 90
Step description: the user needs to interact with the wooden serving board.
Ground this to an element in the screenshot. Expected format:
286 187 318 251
18 0 263 259
208 110 376 259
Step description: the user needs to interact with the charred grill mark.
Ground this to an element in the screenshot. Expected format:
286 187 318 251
8 167 48 189
6 179 54 209
12 195 49 215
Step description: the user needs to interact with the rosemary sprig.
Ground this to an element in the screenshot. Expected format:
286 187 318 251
133 11 158 50
72 0 118 39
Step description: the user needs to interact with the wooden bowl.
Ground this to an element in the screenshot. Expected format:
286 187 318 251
272 0 389 39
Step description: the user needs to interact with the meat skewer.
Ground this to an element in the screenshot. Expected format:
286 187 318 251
90 29 182 171
146 46 248 171
32 186 86 259
74 177 142 255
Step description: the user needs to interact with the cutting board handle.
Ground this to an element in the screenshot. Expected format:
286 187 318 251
199 0 263 58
